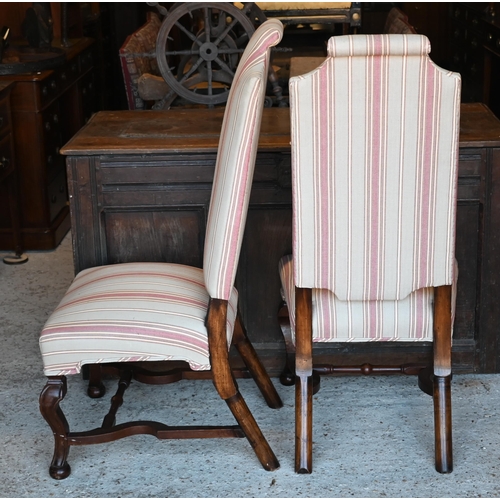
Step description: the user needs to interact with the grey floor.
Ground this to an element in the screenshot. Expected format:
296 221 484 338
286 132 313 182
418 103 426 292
1 233 500 498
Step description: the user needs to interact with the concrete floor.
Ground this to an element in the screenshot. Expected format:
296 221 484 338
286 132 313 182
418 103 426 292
1 233 500 497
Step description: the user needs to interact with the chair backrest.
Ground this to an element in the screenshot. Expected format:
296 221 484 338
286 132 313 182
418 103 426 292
120 12 162 110
203 19 283 300
384 7 417 34
289 34 461 302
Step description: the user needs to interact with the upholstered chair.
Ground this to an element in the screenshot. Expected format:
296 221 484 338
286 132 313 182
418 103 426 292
39 19 284 479
279 34 461 474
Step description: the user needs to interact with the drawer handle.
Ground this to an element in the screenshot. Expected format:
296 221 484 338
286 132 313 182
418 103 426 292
47 155 53 164
51 80 57 90
42 86 48 96
53 114 59 124
45 122 51 131
51 195 57 203
61 72 67 81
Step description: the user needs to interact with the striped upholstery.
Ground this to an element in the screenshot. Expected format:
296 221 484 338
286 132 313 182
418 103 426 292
40 20 284 377
280 254 458 343
40 263 238 375
204 19 283 300
284 34 460 343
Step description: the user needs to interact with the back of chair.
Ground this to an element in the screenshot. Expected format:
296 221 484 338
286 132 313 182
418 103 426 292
203 19 283 300
289 34 461 302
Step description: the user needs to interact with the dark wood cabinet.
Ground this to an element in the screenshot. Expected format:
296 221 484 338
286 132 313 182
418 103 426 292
0 82 24 261
0 38 96 250
449 3 500 118
61 104 500 374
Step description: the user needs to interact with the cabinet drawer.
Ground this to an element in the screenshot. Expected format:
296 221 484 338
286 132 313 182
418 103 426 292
48 169 68 221
39 74 61 109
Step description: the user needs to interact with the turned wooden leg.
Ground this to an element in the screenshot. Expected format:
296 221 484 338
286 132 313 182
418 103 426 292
295 373 313 473
233 311 283 409
295 287 313 473
433 285 453 473
39 376 71 479
434 374 452 473
225 392 280 471
87 364 106 398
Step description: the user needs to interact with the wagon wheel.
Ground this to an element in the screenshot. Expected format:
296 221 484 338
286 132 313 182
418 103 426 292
156 2 261 106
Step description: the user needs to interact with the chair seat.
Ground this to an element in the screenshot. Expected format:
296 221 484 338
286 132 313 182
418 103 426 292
39 262 238 376
279 255 436 343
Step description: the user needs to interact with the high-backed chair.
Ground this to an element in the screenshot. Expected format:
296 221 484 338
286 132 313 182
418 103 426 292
39 19 284 479
383 7 417 34
279 34 461 474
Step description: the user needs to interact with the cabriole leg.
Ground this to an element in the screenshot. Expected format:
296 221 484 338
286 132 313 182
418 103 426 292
39 376 71 479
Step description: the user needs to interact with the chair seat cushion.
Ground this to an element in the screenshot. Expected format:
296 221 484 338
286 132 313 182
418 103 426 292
279 255 437 343
39 263 238 376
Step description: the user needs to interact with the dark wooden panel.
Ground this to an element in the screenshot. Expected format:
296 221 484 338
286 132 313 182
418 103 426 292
104 209 205 268
237 207 293 346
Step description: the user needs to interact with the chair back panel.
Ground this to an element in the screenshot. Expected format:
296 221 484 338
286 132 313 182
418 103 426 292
203 19 283 300
290 34 461 301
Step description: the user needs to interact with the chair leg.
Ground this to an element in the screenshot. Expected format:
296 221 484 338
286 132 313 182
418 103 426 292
295 373 313 473
294 287 313 473
208 298 280 471
225 391 280 471
278 302 296 386
433 285 453 473
39 376 71 479
434 374 452 473
87 364 106 398
233 311 283 409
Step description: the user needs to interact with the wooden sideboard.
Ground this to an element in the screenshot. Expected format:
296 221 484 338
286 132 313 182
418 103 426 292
61 103 500 374
0 38 97 251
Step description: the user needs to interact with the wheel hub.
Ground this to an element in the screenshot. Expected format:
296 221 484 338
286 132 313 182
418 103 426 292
199 41 219 62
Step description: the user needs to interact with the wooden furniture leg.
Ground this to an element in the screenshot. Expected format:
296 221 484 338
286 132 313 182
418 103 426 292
233 311 283 409
87 364 106 398
207 299 280 471
294 287 313 473
39 377 71 480
433 285 453 473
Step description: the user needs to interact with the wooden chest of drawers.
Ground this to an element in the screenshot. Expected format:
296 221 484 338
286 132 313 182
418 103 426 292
0 38 97 250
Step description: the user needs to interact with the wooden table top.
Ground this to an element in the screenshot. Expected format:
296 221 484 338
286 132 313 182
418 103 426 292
61 102 500 156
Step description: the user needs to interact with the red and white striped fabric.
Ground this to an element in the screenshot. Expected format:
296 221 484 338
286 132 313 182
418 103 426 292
40 20 284 377
282 34 460 342
204 19 283 300
40 263 238 375
280 254 458 342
